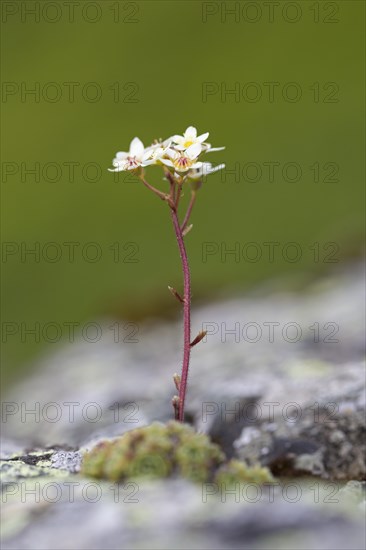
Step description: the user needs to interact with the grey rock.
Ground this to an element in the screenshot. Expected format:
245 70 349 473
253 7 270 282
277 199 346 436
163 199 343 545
232 391 366 479
50 451 82 473
1 264 365 549
1 477 365 550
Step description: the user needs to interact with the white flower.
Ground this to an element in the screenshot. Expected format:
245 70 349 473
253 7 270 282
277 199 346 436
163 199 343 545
108 137 146 172
188 162 225 180
171 126 209 151
108 129 225 176
160 143 203 173
142 143 171 166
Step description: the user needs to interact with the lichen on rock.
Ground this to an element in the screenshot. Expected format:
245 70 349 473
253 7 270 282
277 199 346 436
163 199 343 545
214 459 274 486
81 421 274 485
82 421 225 483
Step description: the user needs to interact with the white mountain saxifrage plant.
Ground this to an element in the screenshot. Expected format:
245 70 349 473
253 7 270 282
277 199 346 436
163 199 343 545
109 126 225 422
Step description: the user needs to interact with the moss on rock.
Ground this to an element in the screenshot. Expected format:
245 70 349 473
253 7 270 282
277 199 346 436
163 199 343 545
214 459 274 486
82 421 225 483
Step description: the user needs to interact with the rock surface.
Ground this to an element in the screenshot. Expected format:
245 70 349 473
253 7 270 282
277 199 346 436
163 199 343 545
1 264 365 549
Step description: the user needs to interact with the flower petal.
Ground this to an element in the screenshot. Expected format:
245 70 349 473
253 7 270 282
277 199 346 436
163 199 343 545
116 151 128 160
129 137 144 158
184 126 197 139
186 142 202 160
108 160 127 172
206 163 225 174
205 146 226 153
163 136 174 146
171 135 183 144
142 150 153 161
197 132 209 143
160 158 174 168
166 148 178 160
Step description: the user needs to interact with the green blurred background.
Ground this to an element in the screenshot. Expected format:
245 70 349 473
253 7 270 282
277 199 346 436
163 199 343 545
1 0 365 388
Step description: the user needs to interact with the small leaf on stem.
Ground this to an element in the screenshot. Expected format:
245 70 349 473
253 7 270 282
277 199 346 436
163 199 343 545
190 330 207 347
182 224 193 237
172 395 180 420
168 285 185 304
173 373 181 391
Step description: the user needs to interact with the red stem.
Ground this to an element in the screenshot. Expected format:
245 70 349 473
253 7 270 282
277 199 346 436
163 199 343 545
170 206 191 422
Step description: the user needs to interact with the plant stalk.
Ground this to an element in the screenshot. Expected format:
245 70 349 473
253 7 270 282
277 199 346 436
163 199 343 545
170 205 191 422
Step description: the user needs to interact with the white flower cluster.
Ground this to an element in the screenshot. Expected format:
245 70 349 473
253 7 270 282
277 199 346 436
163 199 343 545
109 126 225 180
